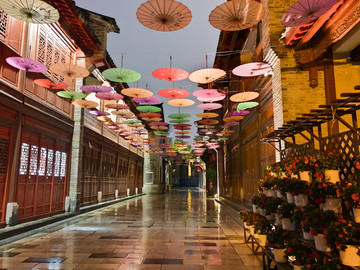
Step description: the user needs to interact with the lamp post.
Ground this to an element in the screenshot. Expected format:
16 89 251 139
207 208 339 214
214 148 220 197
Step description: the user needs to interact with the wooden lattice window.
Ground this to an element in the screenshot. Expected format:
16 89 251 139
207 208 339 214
0 138 9 174
37 32 46 65
60 152 66 177
29 145 39 176
54 150 61 177
19 143 30 175
0 8 8 38
46 149 54 177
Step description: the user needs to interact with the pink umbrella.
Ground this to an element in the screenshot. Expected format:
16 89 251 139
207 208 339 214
197 94 226 102
193 89 221 98
197 103 222 111
152 67 189 81
233 62 271 77
150 122 169 126
133 96 161 104
281 0 337 27
80 85 113 93
6 57 48 73
96 92 124 100
89 110 110 116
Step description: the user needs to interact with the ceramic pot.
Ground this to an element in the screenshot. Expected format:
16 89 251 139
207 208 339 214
313 234 330 252
271 248 287 263
277 190 285 199
325 169 340 183
282 218 296 231
299 171 312 182
353 208 360 223
252 204 260 214
286 192 295 203
302 230 314 240
266 189 277 197
322 197 342 214
294 194 308 207
339 245 360 266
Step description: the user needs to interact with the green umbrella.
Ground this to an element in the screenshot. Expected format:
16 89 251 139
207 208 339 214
137 105 162 113
123 119 142 125
102 68 141 83
169 119 190 124
217 137 229 142
237 102 259 111
168 113 191 119
57 91 87 100
154 131 169 136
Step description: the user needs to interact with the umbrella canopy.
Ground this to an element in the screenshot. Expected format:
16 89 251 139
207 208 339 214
121 88 153 98
175 131 190 135
196 112 219 119
97 116 111 122
237 101 259 111
174 124 192 128
197 125 215 129
95 92 124 101
197 103 222 111
102 68 141 83
33 79 68 90
49 63 89 78
150 122 168 127
155 131 170 136
230 91 259 102
123 120 142 125
233 62 271 77
193 89 222 98
72 100 98 109
6 57 48 73
111 110 134 117
139 112 162 119
57 91 86 100
137 105 162 113
143 117 163 122
152 67 189 81
0 0 59 24
189 68 226 84
169 119 190 124
168 113 191 119
209 0 265 31
158 88 190 99
136 0 192 32
217 137 229 142
105 104 130 110
80 85 113 93
151 126 169 131
197 94 226 102
174 127 191 131
223 116 244 122
133 96 161 104
281 0 337 27
167 99 195 107
89 110 110 116
176 135 191 139
232 110 250 116
198 119 219 125
222 122 239 128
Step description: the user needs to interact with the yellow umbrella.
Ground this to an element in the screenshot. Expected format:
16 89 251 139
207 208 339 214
121 88 153 98
189 68 226 84
72 100 98 109
49 63 89 78
167 99 195 107
196 112 219 119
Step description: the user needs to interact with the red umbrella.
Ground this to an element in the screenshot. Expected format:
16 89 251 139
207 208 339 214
158 88 190 99
174 124 192 128
80 85 113 93
6 57 48 73
198 119 219 125
232 62 271 77
197 103 222 111
33 79 68 90
174 127 191 131
95 92 124 100
152 68 189 81
176 135 191 139
150 122 169 127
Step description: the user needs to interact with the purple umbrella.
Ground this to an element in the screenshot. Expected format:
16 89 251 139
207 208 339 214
133 96 161 104
232 110 250 116
96 92 124 100
6 57 48 73
89 110 110 116
222 122 239 129
80 85 113 93
176 135 191 139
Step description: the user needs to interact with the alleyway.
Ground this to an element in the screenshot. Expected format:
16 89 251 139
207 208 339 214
0 189 261 270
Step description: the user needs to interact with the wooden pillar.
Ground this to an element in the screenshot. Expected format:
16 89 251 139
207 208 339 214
352 111 360 183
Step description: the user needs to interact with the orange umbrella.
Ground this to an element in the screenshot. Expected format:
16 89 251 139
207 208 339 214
72 100 98 109
105 104 130 110
97 116 111 122
230 91 259 102
152 68 189 81
198 119 219 125
111 110 134 117
136 0 192 32
139 112 162 119
121 88 153 98
167 99 195 107
33 79 68 90
209 0 265 31
151 126 169 131
158 88 190 99
175 131 190 135
223 116 244 122
142 117 163 122
49 63 89 78
189 68 226 84
196 112 219 119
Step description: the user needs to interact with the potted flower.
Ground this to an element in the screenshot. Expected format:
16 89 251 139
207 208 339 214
295 156 315 182
276 177 291 199
251 194 266 214
259 175 278 197
306 258 341 269
288 179 310 207
285 158 298 178
264 197 284 221
309 180 342 214
253 214 271 247
325 219 360 266
285 242 319 270
344 184 360 223
318 152 341 183
294 205 319 240
310 210 337 252
267 160 287 177
267 228 290 263
278 202 296 231
240 210 253 228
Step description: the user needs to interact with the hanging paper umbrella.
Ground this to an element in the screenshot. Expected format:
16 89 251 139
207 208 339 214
233 62 271 77
111 110 134 117
174 127 191 131
189 68 226 84
123 119 142 125
222 122 239 128
197 103 222 111
89 110 110 116
237 101 259 111
150 122 168 127
72 100 98 109
167 99 195 107
174 124 192 128
96 92 124 101
209 0 265 31
0 0 59 24
105 104 130 110
57 91 86 100
6 57 48 73
196 112 219 119
102 68 141 83
223 116 244 122
143 117 163 122
199 129 217 133
33 79 68 90
49 63 89 78
168 113 191 119
152 67 189 81
136 0 192 32
175 131 190 135
176 135 191 139
197 125 215 129
97 116 111 122
133 96 161 104
197 94 226 103
198 119 219 125
139 112 162 119
281 0 337 27
230 91 259 102
159 136 170 140
80 85 113 93
137 105 162 113
158 88 190 99
193 89 221 98
122 88 153 98
169 119 190 124
232 110 250 116
155 131 170 136
151 126 169 131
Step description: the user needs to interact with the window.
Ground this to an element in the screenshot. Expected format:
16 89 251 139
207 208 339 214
0 8 8 38
60 152 67 177
54 151 61 177
46 149 54 177
29 145 39 176
38 147 47 176
19 143 30 175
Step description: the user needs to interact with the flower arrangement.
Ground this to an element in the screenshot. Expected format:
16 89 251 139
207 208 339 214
314 152 341 174
251 193 267 208
344 184 360 209
267 228 290 249
309 180 341 205
259 175 279 192
310 210 337 236
325 218 360 251
284 158 297 174
285 242 319 267
293 205 319 233
294 156 316 172
239 210 254 225
277 177 292 193
264 197 284 215
306 258 341 270
278 202 296 220
253 214 272 234
287 179 310 196
267 160 286 175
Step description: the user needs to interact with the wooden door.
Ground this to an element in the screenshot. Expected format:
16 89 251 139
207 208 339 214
81 145 100 205
51 142 67 212
0 126 12 222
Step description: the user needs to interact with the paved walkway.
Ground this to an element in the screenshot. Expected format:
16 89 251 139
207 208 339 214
0 188 262 270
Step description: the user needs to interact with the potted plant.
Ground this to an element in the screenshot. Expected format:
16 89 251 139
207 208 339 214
295 156 315 182
310 210 337 252
306 258 341 270
276 177 291 199
288 179 310 207
259 175 278 197
325 218 360 266
278 202 296 231
264 197 283 221
285 242 319 270
253 214 271 247
240 210 253 228
251 194 266 214
285 158 298 178
318 152 341 183
294 205 319 240
267 228 290 263
344 184 360 223
310 180 342 214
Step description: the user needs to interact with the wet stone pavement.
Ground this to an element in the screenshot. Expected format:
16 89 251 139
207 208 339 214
0 188 262 270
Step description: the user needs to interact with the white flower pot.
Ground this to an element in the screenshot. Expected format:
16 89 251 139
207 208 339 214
260 209 266 216
299 171 312 182
244 222 251 230
353 208 360 223
252 204 260 214
282 218 296 231
265 213 275 221
271 248 287 263
249 226 255 235
286 192 295 203
266 189 277 197
294 194 308 207
292 265 304 270
302 230 314 240
275 213 282 226
339 245 360 266
325 169 340 183
291 174 298 179
277 190 285 199
313 234 330 252
322 197 342 214
257 234 267 247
